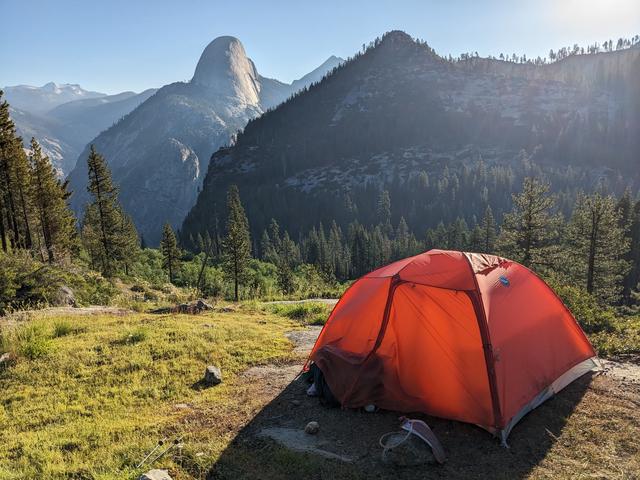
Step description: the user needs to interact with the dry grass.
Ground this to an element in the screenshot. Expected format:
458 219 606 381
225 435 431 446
0 303 639 479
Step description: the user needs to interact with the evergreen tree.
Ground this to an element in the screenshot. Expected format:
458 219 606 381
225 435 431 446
222 185 251 301
0 92 34 251
119 212 140 275
566 192 629 302
160 222 181 284
479 205 497 253
376 189 392 233
498 177 562 269
81 145 135 276
28 138 77 262
617 191 640 304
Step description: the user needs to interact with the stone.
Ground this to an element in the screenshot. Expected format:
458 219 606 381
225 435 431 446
204 365 222 386
151 299 215 315
55 285 76 307
304 421 320 435
0 352 17 369
138 469 173 480
196 299 213 311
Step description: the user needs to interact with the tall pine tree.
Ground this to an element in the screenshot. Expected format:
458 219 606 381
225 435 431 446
81 145 137 276
566 192 629 302
160 222 181 284
28 138 77 262
0 91 34 251
498 177 562 269
222 185 251 301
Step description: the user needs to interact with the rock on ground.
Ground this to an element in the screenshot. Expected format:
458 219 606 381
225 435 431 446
204 365 222 385
138 469 173 480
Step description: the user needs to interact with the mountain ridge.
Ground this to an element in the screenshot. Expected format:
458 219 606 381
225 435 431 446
66 36 344 244
181 30 639 247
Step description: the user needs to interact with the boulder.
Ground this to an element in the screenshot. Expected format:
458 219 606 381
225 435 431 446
204 365 222 386
55 285 76 307
304 421 320 435
138 469 173 480
150 299 214 315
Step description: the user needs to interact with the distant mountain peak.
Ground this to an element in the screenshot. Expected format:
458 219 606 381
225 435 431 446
191 35 260 105
381 30 414 44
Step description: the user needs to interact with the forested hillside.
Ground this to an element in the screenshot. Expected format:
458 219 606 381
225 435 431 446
182 31 640 248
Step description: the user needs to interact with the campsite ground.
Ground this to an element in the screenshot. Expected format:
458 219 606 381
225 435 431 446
0 303 639 479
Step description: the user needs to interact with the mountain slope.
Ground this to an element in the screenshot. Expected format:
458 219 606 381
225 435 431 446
181 31 640 245
6 86 156 175
66 36 342 244
3 82 106 114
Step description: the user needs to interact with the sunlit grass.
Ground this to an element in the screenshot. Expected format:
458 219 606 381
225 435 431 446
0 307 301 479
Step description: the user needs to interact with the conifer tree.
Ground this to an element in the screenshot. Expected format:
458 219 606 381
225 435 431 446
0 92 34 251
566 192 629 302
160 222 181 284
498 177 562 269
81 145 135 276
119 212 140 275
479 205 497 253
376 190 392 233
617 191 640 304
28 138 77 262
222 185 251 301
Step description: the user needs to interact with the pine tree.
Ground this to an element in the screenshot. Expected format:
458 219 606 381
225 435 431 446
479 205 497 253
498 177 562 269
81 145 134 276
0 92 34 251
119 212 139 275
376 190 392 233
566 192 630 303
617 191 640 304
222 185 251 301
160 222 181 284
28 138 77 262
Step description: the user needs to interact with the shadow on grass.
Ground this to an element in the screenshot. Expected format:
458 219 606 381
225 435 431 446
207 371 593 479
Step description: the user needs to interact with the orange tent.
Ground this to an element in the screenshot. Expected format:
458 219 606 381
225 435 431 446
308 250 599 443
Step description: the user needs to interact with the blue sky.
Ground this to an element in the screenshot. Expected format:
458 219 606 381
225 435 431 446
2 0 639 94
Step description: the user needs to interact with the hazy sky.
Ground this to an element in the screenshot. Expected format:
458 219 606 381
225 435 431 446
2 0 639 94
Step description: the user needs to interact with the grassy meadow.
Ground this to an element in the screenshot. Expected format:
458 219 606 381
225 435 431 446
0 303 331 479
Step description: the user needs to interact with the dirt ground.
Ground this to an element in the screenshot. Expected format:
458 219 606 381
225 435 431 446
167 324 640 480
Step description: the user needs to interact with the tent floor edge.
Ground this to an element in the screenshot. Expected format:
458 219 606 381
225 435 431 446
497 356 601 446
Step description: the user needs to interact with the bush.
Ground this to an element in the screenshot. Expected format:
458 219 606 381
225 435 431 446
0 252 119 314
550 282 617 333
53 319 74 337
119 327 148 345
269 302 332 325
1 322 53 360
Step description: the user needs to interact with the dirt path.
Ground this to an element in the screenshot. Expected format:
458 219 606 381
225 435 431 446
600 357 640 383
198 325 640 479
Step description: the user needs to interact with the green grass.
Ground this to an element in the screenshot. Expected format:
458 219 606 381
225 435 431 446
266 302 333 326
0 306 302 479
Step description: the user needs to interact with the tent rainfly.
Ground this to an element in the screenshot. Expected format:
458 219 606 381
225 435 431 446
308 250 600 443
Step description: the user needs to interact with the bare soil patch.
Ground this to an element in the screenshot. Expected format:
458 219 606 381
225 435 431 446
172 325 640 479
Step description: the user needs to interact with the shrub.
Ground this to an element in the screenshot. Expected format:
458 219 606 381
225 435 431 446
119 327 148 345
53 319 75 338
269 302 332 325
550 282 616 333
1 323 53 360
